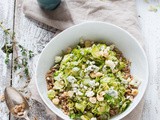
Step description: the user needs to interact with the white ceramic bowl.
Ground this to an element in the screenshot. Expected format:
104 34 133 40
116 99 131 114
36 22 148 120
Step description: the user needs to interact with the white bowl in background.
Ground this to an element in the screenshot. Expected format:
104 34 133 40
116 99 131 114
36 21 148 120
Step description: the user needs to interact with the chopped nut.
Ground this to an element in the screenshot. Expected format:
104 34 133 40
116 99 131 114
0 94 5 102
52 98 60 105
97 94 104 101
47 85 52 90
110 109 116 116
61 92 68 97
131 89 138 96
90 72 103 78
103 49 109 58
67 91 74 98
89 97 97 104
125 89 131 94
127 77 132 82
46 77 51 81
100 91 106 96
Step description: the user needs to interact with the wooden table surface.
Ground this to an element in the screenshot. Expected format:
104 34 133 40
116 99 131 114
0 0 160 120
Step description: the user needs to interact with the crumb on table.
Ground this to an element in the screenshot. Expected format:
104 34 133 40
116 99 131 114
0 94 5 102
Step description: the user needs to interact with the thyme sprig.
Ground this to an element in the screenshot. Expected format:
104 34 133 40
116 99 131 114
0 21 34 80
0 22 14 64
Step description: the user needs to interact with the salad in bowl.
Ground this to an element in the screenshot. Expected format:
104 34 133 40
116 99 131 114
36 22 148 120
45 39 140 120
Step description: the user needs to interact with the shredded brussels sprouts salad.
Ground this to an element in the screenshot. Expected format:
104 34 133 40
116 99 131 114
46 39 141 120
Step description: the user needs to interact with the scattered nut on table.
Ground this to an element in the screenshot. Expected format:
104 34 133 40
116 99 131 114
0 94 5 102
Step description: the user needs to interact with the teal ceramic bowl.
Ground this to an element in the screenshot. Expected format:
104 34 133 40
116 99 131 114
37 0 61 10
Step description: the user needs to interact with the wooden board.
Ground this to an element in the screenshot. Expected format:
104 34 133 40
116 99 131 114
1 0 160 120
10 0 57 119
0 0 15 120
136 0 160 120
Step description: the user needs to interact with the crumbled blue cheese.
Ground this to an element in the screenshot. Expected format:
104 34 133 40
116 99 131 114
88 80 96 87
103 49 109 57
90 61 95 65
86 60 95 65
95 82 99 86
105 60 117 70
72 84 79 88
106 87 118 98
86 60 90 64
102 65 107 72
72 67 80 72
73 87 78 93
84 65 99 72
99 47 110 57
83 86 88 90
85 90 95 97
84 74 90 79
121 78 129 85
100 45 106 51
76 90 83 96
80 83 84 88
67 76 77 83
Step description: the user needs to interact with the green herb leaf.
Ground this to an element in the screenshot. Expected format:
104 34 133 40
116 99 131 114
149 5 158 12
29 50 34 59
0 21 35 80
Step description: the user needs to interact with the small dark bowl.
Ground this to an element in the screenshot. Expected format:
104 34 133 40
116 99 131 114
37 0 61 10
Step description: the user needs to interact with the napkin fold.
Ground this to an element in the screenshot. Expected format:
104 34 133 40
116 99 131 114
23 0 144 120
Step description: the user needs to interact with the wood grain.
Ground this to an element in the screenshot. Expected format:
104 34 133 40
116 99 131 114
0 0 160 120
0 0 15 120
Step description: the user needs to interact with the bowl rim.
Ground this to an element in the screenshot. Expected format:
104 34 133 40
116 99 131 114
35 21 149 120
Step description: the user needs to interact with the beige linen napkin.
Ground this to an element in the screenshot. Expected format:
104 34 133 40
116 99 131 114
23 0 144 120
